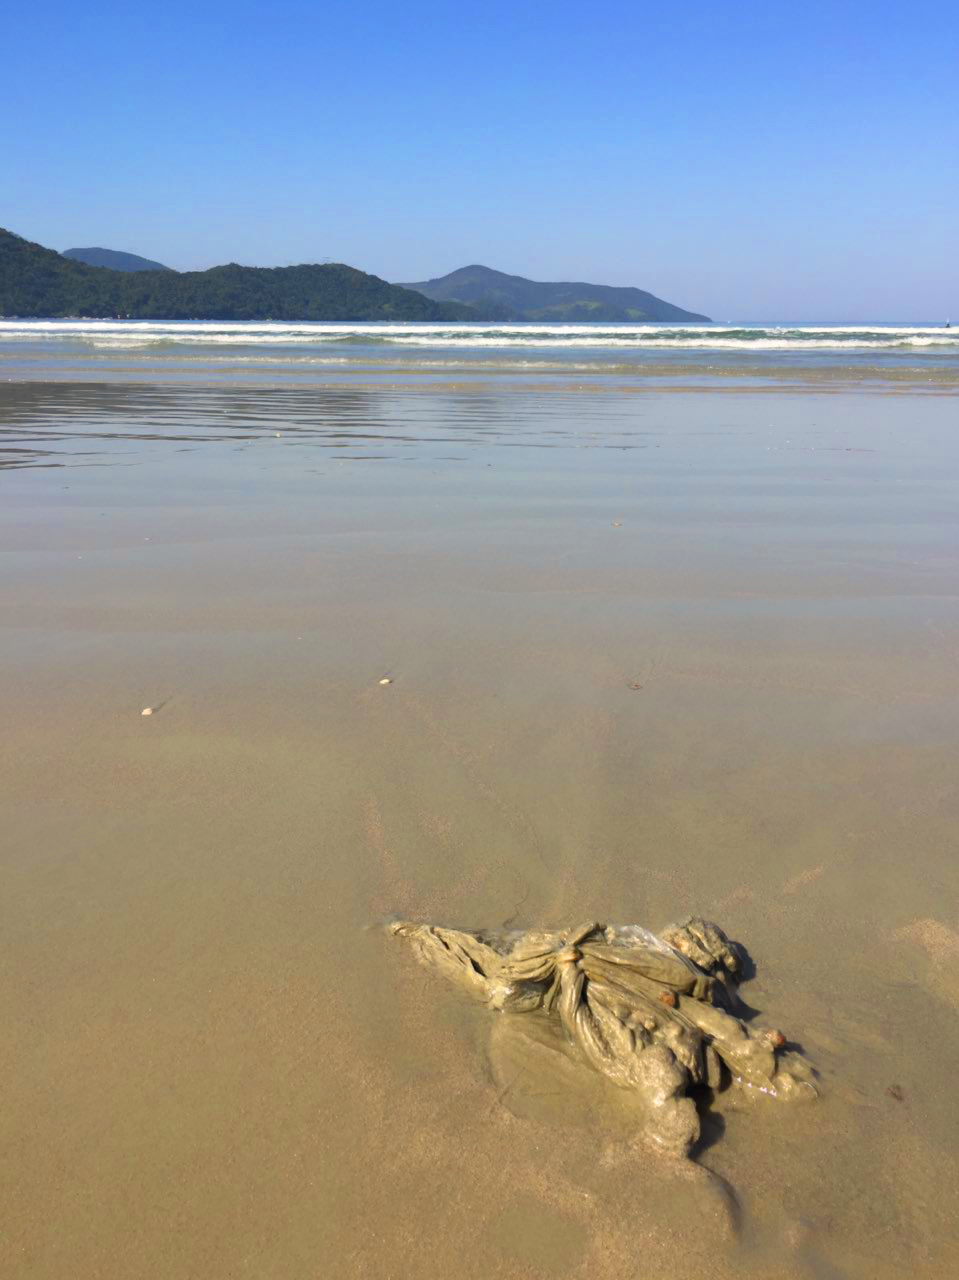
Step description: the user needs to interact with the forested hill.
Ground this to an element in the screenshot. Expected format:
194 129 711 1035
0 229 472 321
401 263 710 322
63 246 173 272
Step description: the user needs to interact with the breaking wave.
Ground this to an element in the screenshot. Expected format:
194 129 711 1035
1 319 957 353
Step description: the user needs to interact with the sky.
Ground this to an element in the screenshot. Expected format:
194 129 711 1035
2 0 957 319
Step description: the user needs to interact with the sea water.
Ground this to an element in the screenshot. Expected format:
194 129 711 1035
1 318 958 386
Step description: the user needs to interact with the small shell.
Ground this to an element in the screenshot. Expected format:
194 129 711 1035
378 677 393 686
141 707 154 717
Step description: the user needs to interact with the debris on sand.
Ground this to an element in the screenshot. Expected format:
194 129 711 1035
391 916 815 1158
140 707 154 717
378 677 393 686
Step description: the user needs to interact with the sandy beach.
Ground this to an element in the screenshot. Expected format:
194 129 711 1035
2 370 959 1278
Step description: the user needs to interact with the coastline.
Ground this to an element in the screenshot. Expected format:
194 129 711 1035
2 318 957 394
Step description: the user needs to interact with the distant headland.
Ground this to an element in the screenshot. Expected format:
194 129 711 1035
0 228 709 323
399 264 710 323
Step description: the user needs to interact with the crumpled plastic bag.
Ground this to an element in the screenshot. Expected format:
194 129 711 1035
391 916 815 1156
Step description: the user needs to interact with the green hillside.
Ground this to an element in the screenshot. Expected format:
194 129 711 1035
400 263 710 322
0 229 471 321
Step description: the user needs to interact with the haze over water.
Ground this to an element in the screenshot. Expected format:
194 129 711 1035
2 322 959 1278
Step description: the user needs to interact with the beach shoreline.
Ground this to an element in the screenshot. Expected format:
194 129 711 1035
2 368 958 1277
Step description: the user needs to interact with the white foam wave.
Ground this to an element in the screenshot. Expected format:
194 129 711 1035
373 335 956 350
1 320 955 336
1 319 956 354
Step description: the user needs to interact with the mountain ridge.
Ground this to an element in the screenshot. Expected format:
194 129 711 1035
0 229 471 321
399 263 709 322
2 231 711 323
63 246 173 272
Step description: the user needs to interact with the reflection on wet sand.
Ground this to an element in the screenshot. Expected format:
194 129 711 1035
1 379 959 1278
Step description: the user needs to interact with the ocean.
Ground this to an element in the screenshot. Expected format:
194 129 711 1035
1 318 958 386
2 322 959 1279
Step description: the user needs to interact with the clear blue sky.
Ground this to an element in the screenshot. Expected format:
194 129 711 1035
3 0 957 319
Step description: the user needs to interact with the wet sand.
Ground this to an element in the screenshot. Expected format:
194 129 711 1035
2 382 959 1278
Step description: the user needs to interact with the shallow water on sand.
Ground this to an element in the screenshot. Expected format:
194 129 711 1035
2 379 959 1278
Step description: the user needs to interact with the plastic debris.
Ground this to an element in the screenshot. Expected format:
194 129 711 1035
391 916 815 1157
